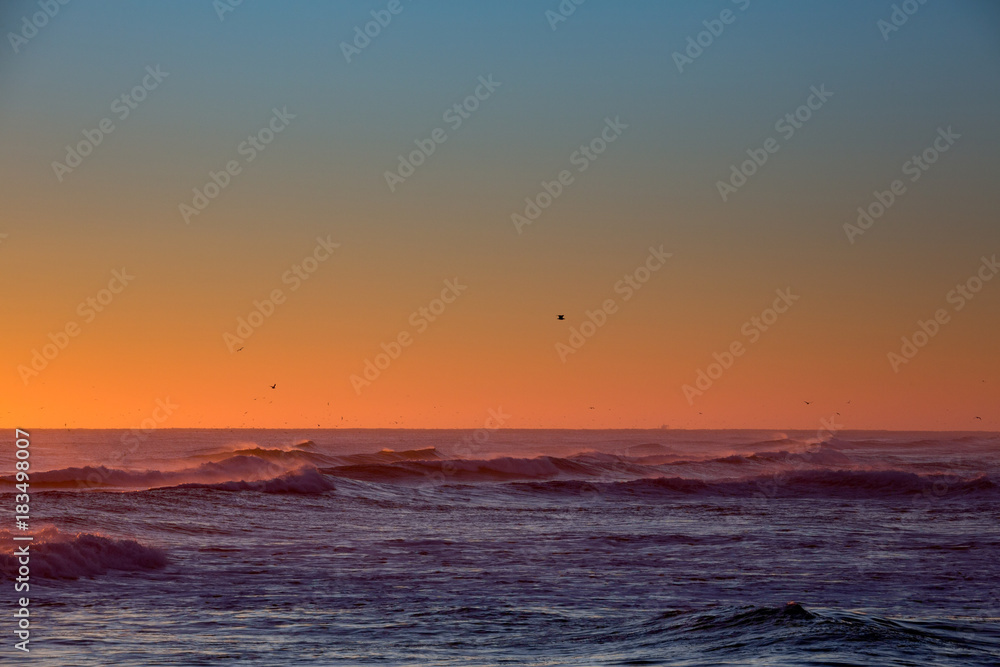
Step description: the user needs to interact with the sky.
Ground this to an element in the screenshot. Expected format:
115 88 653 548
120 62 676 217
1 0 998 430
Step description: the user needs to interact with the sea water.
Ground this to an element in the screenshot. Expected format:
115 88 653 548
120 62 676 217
2 429 998 666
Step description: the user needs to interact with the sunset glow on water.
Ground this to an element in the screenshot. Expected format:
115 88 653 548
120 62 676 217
1 0 998 664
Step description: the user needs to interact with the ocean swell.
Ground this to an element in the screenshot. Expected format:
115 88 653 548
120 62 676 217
0 527 167 580
158 468 334 494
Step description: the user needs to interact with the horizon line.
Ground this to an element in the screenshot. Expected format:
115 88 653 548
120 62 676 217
3 426 995 433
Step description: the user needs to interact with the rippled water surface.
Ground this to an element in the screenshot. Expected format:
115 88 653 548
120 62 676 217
2 429 998 665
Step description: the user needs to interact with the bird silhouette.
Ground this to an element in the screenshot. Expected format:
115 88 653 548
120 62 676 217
557 315 565 320
975 416 982 420
804 401 812 405
270 384 276 389
237 347 244 352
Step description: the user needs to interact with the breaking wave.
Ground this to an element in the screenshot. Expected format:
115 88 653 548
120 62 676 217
4 439 995 499
1 454 320 490
0 527 166 580
159 468 334 494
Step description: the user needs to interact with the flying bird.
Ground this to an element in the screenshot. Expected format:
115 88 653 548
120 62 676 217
975 416 982 420
270 384 276 389
557 315 565 320
237 347 244 352
804 401 812 405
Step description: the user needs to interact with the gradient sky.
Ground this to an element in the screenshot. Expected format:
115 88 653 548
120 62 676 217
1 0 998 430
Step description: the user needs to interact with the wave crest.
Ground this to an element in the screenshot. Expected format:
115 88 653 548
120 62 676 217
159 468 334 494
0 527 166 580
3 454 315 490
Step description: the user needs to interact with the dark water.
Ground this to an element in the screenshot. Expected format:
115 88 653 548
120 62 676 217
2 429 999 665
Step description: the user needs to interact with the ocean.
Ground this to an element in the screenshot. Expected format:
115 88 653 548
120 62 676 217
2 429 998 666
